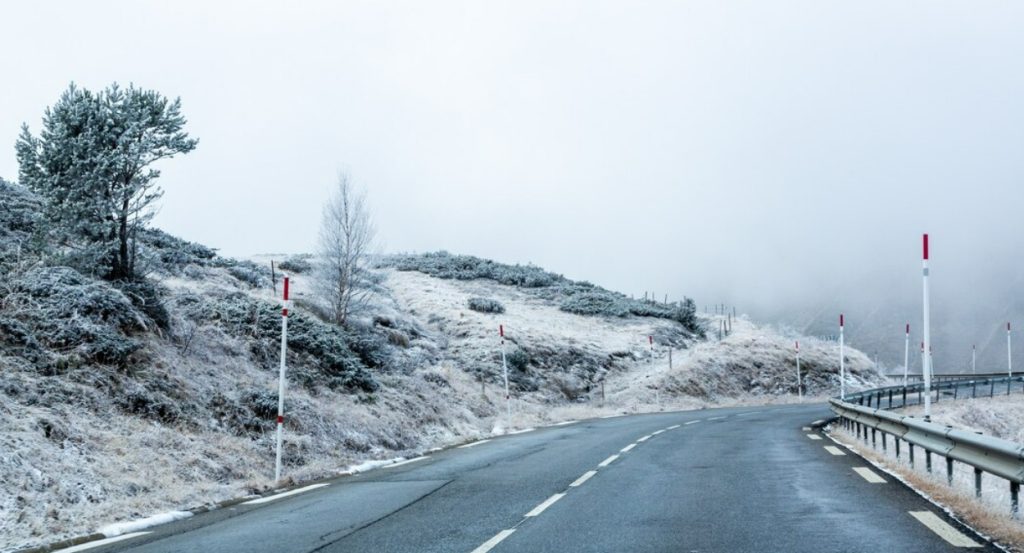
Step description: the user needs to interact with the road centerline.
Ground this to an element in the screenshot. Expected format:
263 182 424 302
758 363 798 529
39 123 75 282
525 493 566 517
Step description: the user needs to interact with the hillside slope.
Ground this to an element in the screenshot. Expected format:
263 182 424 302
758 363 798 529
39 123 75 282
0 180 881 550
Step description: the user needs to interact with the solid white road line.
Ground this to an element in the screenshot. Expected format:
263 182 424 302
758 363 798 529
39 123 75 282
824 446 846 456
852 467 886 483
553 420 576 426
620 443 637 453
598 454 619 467
908 511 981 548
708 416 726 421
570 470 597 487
507 428 535 435
242 483 330 505
684 421 700 426
637 435 652 442
526 493 566 517
806 434 822 440
458 439 492 449
651 429 665 435
58 533 152 552
387 456 429 468
471 529 516 553
600 414 624 419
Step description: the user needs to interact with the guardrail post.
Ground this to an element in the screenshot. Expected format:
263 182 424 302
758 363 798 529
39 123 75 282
946 457 954 485
953 385 958 400
1012 482 1020 517
990 379 995 397
974 468 982 498
888 389 893 408
871 428 877 447
909 443 915 467
866 394 872 408
918 387 922 404
859 396 865 406
972 380 977 398
895 437 900 459
902 387 907 407
926 450 932 473
881 432 887 452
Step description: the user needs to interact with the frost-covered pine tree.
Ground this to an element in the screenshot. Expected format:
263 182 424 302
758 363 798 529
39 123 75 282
15 83 198 281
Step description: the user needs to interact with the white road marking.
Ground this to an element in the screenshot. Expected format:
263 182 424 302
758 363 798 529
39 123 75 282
553 420 576 426
57 533 152 552
668 424 683 429
525 493 566 517
242 483 330 505
637 435 652 442
458 439 492 449
507 428 535 435
812 419 824 425
806 434 822 440
598 454 619 467
824 446 846 456
908 511 981 547
620 443 637 453
852 467 886 483
600 414 624 419
387 456 429 468
708 416 726 421
570 470 597 487
684 421 700 426
802 426 812 431
471 529 516 553
736 411 761 417
651 429 665 435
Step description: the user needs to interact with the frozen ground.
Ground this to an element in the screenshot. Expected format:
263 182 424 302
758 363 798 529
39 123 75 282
1 260 881 552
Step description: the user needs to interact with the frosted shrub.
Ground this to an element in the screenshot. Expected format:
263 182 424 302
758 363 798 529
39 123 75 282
277 255 313 274
467 297 505 314
137 228 217 273
384 251 561 288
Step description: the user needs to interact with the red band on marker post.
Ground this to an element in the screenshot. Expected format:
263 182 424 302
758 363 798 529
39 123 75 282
499 324 504 337
649 336 653 345
282 308 288 317
906 323 910 334
283 277 290 301
923 234 929 260
795 341 799 350
277 415 284 424
840 314 844 327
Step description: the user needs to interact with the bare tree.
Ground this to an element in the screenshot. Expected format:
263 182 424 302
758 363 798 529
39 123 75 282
316 173 376 326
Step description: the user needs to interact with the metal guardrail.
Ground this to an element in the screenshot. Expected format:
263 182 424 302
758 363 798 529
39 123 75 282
845 374 1024 410
830 376 1024 515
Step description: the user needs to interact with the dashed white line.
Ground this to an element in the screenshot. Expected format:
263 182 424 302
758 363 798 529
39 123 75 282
824 446 846 456
637 435 652 442
802 426 812 431
471 529 516 553
525 493 566 517
908 511 981 548
668 424 683 429
620 443 637 453
598 454 619 467
683 421 699 426
242 483 330 505
812 419 825 425
651 429 665 435
387 456 429 468
57 532 152 552
806 434 822 441
570 470 597 487
708 416 726 421
852 467 886 483
458 439 492 449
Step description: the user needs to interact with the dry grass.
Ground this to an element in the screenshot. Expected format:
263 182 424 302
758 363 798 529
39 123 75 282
830 425 1024 552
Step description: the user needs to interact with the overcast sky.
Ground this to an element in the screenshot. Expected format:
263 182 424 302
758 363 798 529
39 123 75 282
3 1 1024 365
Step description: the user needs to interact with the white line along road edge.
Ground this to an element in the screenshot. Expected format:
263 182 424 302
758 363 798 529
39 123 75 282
598 454 619 467
908 511 981 548
58 532 152 553
570 471 597 487
243 483 330 505
458 439 492 449
386 456 429 468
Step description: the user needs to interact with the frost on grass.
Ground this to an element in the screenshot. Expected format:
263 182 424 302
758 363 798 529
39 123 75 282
467 297 505 314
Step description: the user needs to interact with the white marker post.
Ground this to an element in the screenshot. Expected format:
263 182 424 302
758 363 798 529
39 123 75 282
903 324 910 387
274 276 290 483
972 344 977 375
922 234 932 422
500 325 511 423
839 314 845 400
795 341 802 401
1008 322 1013 394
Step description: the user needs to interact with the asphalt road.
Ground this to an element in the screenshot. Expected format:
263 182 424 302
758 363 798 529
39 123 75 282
84 403 997 553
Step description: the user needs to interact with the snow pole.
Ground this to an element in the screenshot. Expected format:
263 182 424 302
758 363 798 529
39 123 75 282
1008 323 1013 376
795 341 802 401
903 324 910 387
922 234 932 422
839 314 845 400
500 325 511 424
972 344 976 375
274 276 290 483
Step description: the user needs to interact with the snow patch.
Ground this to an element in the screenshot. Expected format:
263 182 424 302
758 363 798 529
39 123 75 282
98 511 193 538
